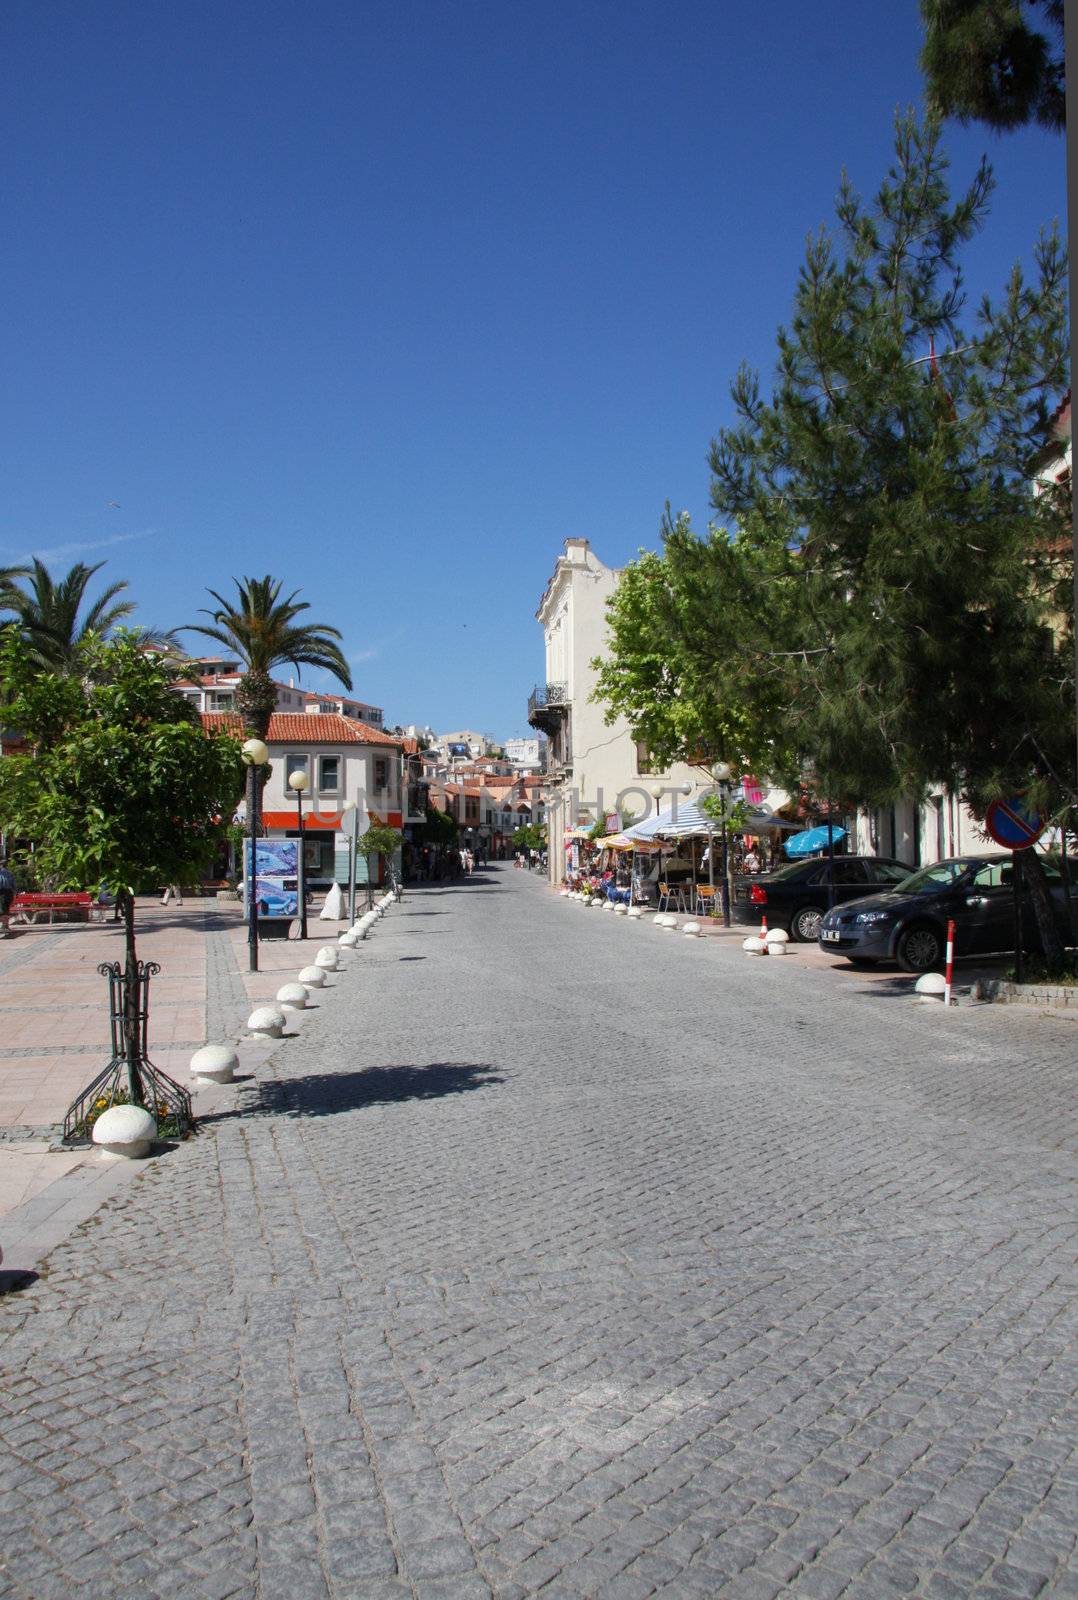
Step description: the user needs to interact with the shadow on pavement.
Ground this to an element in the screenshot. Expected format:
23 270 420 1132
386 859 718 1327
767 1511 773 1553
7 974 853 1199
0 1270 40 1296
258 1061 505 1118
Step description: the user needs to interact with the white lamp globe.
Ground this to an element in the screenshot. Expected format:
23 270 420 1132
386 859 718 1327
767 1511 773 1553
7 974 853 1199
241 738 269 767
288 770 310 794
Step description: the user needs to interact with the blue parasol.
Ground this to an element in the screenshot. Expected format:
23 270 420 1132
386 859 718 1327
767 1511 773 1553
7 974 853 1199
784 824 847 857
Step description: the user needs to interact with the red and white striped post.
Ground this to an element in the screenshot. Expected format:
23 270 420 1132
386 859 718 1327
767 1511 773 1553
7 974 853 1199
944 918 955 1007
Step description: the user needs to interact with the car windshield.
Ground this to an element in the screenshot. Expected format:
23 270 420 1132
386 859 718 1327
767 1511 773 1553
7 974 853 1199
893 860 974 894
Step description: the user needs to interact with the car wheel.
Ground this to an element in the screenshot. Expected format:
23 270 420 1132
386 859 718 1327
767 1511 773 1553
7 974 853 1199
791 905 823 941
896 923 943 973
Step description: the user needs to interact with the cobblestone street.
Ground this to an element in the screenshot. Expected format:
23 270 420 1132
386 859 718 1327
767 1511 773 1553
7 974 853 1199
1 865 1076 1599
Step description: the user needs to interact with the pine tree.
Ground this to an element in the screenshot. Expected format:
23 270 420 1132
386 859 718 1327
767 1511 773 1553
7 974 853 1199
921 0 1065 133
706 113 1069 812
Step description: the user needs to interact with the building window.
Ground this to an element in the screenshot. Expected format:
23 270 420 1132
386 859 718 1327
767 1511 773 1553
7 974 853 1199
288 830 335 877
635 741 654 776
373 757 389 792
319 756 340 794
286 753 309 785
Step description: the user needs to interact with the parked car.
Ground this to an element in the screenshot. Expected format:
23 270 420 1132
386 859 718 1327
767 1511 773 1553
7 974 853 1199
733 855 912 941
817 853 1073 972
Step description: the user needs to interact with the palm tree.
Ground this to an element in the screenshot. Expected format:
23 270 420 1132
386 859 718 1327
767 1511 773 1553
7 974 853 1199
0 565 31 616
4 559 146 671
188 575 352 736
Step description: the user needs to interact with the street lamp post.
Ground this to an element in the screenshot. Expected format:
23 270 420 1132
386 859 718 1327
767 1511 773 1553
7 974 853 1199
241 738 270 973
341 790 369 925
713 761 733 928
288 769 310 941
342 799 358 925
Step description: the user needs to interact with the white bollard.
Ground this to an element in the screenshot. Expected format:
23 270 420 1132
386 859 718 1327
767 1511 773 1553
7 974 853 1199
298 965 326 988
339 931 359 947
276 982 308 1011
914 971 947 1000
314 947 339 970
682 921 702 937
765 929 789 956
248 1005 286 1038
742 936 766 956
190 1044 238 1084
92 1104 157 1159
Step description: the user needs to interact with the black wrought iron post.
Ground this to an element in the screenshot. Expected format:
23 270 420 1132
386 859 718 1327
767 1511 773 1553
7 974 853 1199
62 957 193 1145
242 738 270 973
248 762 260 972
711 768 733 928
826 806 836 912
296 784 307 940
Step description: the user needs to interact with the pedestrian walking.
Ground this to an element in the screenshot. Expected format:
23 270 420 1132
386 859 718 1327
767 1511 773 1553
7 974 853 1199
161 883 183 905
0 859 16 938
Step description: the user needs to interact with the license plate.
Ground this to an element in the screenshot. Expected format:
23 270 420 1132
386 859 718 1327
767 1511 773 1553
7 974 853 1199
821 930 841 942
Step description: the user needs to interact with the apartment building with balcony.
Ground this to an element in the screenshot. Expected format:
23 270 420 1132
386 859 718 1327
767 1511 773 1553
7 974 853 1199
530 538 699 884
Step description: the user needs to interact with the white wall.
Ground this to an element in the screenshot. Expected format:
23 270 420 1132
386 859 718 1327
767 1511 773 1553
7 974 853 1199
537 539 702 883
262 745 400 814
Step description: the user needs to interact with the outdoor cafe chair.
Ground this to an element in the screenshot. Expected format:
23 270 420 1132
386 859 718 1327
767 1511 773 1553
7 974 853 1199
657 880 688 914
694 883 717 916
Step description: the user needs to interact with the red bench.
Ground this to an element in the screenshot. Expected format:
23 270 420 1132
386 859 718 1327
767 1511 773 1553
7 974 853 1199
10 892 96 926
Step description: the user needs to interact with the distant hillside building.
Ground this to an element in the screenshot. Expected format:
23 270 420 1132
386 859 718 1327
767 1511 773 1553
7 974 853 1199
172 655 384 727
505 737 542 771
435 730 493 762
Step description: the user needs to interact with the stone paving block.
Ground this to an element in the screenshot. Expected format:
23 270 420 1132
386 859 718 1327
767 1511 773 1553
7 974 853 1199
2 873 1078 1598
320 1533 399 1578
258 1560 330 1600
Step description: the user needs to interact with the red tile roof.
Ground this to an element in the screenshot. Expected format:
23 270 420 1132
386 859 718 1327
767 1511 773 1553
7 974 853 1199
201 712 400 746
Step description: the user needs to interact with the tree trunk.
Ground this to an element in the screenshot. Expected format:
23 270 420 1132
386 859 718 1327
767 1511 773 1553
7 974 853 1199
236 670 277 738
121 890 145 1105
1022 850 1066 973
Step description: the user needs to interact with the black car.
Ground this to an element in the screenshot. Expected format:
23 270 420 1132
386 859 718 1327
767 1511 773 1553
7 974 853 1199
733 855 912 941
817 853 1073 972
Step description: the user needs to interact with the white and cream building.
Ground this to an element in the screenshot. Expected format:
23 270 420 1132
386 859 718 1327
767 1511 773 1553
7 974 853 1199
530 539 703 884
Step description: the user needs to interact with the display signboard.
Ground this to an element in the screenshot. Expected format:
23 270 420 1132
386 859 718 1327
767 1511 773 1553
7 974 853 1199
984 797 1046 851
244 838 299 918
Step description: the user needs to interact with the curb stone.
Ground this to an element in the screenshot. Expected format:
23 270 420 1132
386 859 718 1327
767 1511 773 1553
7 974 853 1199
974 977 1078 1011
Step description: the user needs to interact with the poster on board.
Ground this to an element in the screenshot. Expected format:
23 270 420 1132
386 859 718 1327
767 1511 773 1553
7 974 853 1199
244 838 299 918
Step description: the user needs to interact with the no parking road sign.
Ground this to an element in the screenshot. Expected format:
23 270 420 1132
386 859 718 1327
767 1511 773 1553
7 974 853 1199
984 796 1046 851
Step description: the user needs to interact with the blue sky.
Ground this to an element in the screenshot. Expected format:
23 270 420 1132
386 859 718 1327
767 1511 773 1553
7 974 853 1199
0 1 1067 740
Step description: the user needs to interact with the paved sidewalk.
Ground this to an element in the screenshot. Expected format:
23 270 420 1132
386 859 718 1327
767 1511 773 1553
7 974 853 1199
0 866 1076 1598
0 897 354 1217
